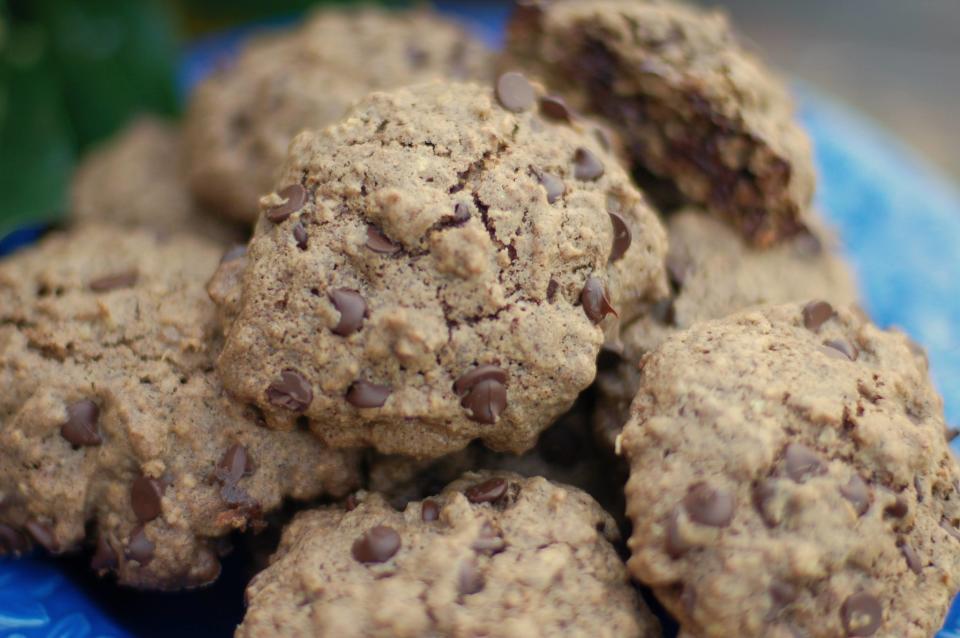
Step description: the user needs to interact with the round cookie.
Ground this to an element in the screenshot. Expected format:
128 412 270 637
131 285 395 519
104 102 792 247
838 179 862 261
505 0 814 247
70 116 242 243
0 225 360 590
237 472 661 638
594 209 858 448
214 78 669 458
620 303 960 637
184 6 494 223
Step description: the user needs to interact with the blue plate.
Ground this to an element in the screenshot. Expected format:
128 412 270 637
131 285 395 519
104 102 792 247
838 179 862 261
3 3 960 636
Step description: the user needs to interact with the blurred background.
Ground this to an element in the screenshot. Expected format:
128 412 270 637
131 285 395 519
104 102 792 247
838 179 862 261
1 0 958 238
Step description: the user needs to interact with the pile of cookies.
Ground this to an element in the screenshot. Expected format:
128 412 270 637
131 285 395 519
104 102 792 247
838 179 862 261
1 2 957 636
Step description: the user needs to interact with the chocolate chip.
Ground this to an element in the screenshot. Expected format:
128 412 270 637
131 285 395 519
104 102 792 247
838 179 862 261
823 339 859 361
220 245 247 263
217 444 254 485
266 369 313 412
784 443 827 483
454 366 508 425
534 168 565 203
465 477 508 504
421 499 440 522
60 399 102 447
752 480 779 527
839 475 871 517
802 300 834 331
25 521 58 552
131 476 164 523
366 225 401 254
581 277 616 324
90 535 118 573
573 148 604 181
89 270 138 292
293 223 308 250
266 184 308 223
899 541 922 574
546 279 559 302
682 482 735 527
328 288 368 337
539 95 572 122
453 202 471 223
345 380 391 408
126 525 155 565
769 580 798 607
608 212 632 262
453 365 508 398
884 495 908 519
351 526 401 563
947 428 959 443
0 524 29 555
941 518 960 542
664 508 690 558
471 521 506 555
594 126 614 152
458 559 485 595
344 494 359 511
840 592 882 636
496 72 535 112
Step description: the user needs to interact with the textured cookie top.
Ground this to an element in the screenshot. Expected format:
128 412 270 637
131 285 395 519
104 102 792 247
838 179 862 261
593 209 858 448
621 303 960 637
70 117 240 243
215 79 668 458
183 7 494 222
506 0 814 246
0 226 360 589
238 472 660 638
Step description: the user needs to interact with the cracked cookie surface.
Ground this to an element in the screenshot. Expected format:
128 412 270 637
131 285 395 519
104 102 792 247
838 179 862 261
237 472 660 638
184 6 494 223
70 117 242 244
0 225 360 589
215 79 668 458
621 303 960 637
594 209 858 448
506 0 814 246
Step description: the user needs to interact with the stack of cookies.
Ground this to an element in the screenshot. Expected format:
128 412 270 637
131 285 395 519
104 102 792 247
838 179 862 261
1 2 957 637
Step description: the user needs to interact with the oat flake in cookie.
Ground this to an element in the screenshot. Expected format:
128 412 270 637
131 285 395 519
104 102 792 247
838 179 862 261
593 209 858 449
0 225 360 590
621 303 960 637
183 6 494 223
214 79 668 458
70 117 242 244
506 0 815 246
237 473 660 638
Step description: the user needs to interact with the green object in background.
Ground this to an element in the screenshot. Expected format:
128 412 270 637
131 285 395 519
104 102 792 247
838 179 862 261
175 0 409 32
0 0 179 238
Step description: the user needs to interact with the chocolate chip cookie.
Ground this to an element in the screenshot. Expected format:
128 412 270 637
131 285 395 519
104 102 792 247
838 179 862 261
594 209 857 448
213 78 668 458
620 303 960 637
0 225 360 589
506 0 815 246
237 472 660 638
183 6 494 223
70 117 242 243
